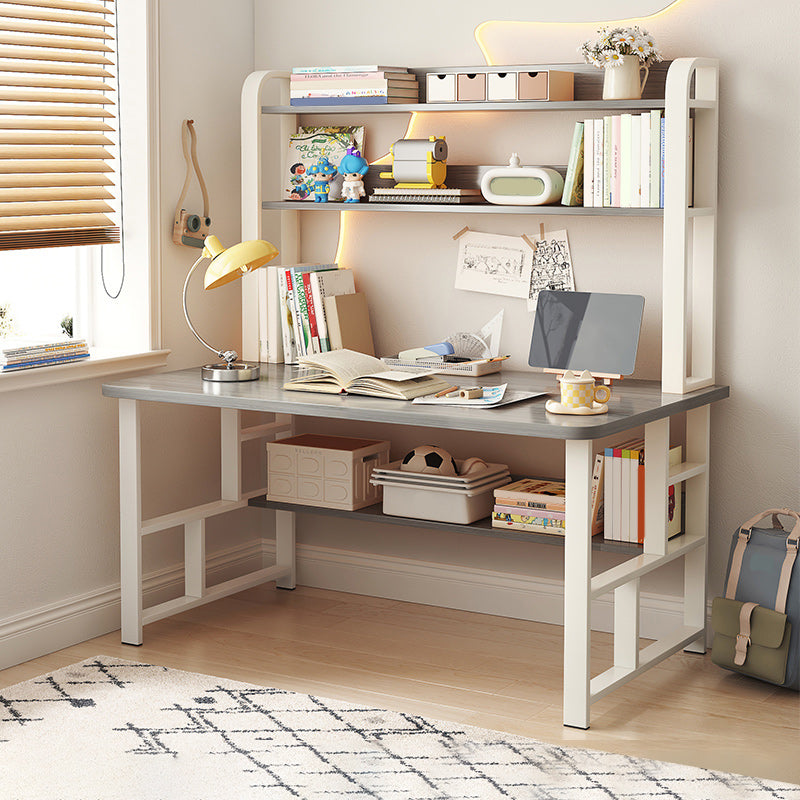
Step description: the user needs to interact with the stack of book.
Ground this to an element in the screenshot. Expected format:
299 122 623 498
1 337 89 372
277 264 360 363
562 112 681 209
603 441 683 543
289 65 419 106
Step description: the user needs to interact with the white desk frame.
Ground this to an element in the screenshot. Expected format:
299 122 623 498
106 369 725 729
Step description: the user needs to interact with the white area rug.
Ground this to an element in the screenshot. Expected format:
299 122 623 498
1 656 797 800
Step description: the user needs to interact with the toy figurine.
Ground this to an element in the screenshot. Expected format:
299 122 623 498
338 146 369 203
288 162 310 199
308 156 337 203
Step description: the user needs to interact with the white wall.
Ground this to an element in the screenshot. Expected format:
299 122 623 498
0 0 259 667
252 0 800 602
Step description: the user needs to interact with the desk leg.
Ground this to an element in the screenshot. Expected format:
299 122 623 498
119 398 143 645
563 438 594 729
274 413 296 589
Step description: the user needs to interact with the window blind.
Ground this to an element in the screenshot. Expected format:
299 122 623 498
0 0 118 250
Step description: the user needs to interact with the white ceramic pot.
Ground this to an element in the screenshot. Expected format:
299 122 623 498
602 55 649 100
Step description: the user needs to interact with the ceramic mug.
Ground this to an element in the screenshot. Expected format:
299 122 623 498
558 369 611 409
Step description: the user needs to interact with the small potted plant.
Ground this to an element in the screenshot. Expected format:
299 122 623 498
580 26 663 100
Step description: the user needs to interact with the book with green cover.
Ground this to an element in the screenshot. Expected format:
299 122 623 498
561 122 584 206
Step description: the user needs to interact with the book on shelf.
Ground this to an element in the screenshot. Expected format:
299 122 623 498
583 118 594 208
290 70 415 83
323 292 375 356
493 504 566 520
309 269 356 352
592 117 604 207
494 478 566 506
492 511 566 535
278 264 338 363
603 441 683 543
290 84 419 99
561 121 584 207
284 349 452 400
291 65 410 75
290 95 416 106
285 125 365 201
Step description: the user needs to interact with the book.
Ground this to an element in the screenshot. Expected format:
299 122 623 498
310 269 356 352
494 478 566 506
278 264 337 363
285 125 364 201
602 116 612 206
290 71 415 82
620 114 632 207
583 118 594 208
1 351 89 371
630 114 641 208
640 112 652 208
592 118 604 207
660 117 666 207
1 337 87 358
289 85 419 99
301 272 321 354
611 114 621 207
289 96 416 106
590 452 605 536
561 121 584 207
292 65 409 74
284 349 452 400
323 292 375 356
290 79 418 93
492 512 566 533
494 505 565 521
649 110 662 207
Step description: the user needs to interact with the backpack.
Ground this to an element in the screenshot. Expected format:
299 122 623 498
711 508 799 690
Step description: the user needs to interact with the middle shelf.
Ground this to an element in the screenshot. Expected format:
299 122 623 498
249 494 643 555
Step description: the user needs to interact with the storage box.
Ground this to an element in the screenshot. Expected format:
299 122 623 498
487 71 517 101
517 70 574 101
425 73 456 102
457 72 486 101
267 434 390 511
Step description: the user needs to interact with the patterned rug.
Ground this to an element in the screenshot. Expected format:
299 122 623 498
1 656 797 800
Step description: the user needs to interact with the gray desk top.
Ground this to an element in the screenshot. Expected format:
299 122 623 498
103 364 729 441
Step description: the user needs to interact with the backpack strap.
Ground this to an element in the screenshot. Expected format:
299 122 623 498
725 529 751 600
776 524 799 614
734 601 759 666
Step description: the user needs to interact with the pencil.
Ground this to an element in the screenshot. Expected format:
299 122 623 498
434 384 459 397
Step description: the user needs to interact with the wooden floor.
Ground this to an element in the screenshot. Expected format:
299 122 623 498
2 583 798 785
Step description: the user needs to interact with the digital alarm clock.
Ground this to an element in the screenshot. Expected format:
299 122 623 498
480 153 564 205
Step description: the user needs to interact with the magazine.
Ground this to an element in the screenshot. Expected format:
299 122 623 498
284 349 451 400
285 125 365 201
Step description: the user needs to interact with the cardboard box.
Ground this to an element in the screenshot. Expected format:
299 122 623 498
517 70 574 101
457 73 486 101
267 434 390 511
426 73 456 102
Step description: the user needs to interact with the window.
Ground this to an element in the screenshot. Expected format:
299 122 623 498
0 0 164 382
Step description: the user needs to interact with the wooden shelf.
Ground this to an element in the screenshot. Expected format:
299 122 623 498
262 200 665 216
248 494 642 555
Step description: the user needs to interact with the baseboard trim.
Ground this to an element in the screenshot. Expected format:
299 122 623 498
0 540 265 671
2 538 706 672
265 540 700 642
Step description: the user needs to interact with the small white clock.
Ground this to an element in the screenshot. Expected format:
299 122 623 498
480 154 564 205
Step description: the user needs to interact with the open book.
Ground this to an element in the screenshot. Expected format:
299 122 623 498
284 349 452 400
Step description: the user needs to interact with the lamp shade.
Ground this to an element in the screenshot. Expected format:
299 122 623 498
202 235 279 290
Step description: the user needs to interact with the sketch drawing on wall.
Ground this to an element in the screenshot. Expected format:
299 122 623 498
454 231 533 298
527 229 575 311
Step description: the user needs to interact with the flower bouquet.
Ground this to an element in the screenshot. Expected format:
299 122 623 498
580 26 663 68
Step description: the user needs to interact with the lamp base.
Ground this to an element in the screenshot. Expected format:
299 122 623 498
201 362 260 382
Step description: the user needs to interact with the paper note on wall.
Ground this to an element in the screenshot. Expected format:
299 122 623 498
527 229 575 311
454 231 533 299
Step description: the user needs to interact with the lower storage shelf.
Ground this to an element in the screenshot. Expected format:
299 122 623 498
248 495 643 555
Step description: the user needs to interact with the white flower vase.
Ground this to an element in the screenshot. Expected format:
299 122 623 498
603 55 649 100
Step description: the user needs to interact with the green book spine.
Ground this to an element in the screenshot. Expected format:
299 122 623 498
561 122 585 206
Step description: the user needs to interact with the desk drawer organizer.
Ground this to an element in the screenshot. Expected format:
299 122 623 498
425 68 573 103
267 434 390 511
370 460 511 524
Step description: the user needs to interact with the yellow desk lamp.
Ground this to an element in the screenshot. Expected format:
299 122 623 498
182 234 279 381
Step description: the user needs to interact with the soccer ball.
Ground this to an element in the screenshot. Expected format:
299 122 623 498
400 445 458 477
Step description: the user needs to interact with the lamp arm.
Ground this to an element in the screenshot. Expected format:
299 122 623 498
182 255 238 364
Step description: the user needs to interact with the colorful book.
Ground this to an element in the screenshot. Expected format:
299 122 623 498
289 95 416 106
494 478 566 506
1 351 89 371
292 65 409 74
561 121 584 207
290 70 414 82
285 125 364 201
290 85 419 99
590 452 605 536
583 118 595 208
301 273 321 354
660 117 666 207
310 269 356 352
493 504 565 520
491 513 567 535
278 264 337 363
